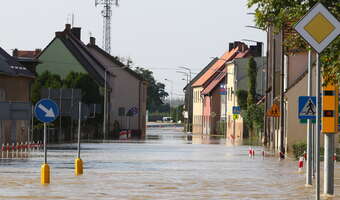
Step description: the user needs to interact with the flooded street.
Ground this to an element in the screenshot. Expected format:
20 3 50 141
0 127 338 199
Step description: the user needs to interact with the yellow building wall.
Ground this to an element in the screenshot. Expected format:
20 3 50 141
192 87 203 134
225 63 243 142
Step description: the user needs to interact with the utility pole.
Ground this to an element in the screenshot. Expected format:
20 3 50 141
95 0 119 54
165 79 173 120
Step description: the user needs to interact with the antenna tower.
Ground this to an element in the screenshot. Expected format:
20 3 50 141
95 0 119 54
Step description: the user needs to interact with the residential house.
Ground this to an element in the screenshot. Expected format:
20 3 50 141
190 42 249 135
36 24 106 140
86 37 147 138
0 47 35 144
264 26 334 152
183 58 218 132
225 56 266 142
36 24 146 139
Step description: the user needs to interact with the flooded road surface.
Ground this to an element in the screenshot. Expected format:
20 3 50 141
0 127 339 199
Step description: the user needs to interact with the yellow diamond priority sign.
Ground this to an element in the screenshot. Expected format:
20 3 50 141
294 3 340 53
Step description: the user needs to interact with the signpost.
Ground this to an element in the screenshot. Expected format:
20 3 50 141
298 96 316 120
232 106 241 115
267 104 280 117
294 2 340 198
75 102 83 176
34 99 59 185
299 96 316 186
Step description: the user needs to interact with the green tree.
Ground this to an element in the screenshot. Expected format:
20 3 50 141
247 57 257 105
247 0 340 84
64 72 102 104
134 67 169 112
236 90 248 110
31 71 63 103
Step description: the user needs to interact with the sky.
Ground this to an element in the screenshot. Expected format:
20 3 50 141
0 0 266 98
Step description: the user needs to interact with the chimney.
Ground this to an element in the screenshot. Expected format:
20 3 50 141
90 37 96 46
12 49 18 57
249 42 263 57
65 24 71 31
229 43 234 51
71 27 81 40
229 41 248 52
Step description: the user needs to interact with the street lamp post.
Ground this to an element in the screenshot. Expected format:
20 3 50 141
177 71 190 131
164 79 173 122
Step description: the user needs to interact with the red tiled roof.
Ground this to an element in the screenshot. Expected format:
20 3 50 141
201 69 226 95
14 50 41 58
201 48 251 95
192 47 239 87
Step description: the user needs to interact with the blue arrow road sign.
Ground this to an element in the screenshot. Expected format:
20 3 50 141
232 106 241 115
298 96 316 120
34 99 60 123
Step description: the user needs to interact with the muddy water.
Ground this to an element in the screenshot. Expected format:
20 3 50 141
0 128 338 199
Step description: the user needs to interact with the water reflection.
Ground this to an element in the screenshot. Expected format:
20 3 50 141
0 127 337 199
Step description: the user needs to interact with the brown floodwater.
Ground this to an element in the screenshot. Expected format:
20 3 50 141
0 127 339 199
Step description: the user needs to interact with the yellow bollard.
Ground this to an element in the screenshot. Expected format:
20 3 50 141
41 164 50 184
75 158 83 176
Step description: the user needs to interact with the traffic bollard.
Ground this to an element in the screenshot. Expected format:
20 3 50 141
298 157 304 172
75 158 83 176
1 144 4 158
16 142 19 158
6 143 9 158
41 164 50 184
248 147 252 158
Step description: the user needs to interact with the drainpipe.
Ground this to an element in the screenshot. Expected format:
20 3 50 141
263 27 269 146
271 28 276 150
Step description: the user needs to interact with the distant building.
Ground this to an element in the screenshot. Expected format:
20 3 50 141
190 41 262 135
183 58 218 132
0 47 35 144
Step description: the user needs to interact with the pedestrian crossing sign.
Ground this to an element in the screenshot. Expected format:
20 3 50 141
298 96 316 119
267 104 280 117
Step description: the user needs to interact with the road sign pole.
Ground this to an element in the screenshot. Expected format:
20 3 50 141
306 49 313 186
41 122 50 184
316 53 321 200
77 102 81 158
75 101 83 176
44 122 47 164
35 98 59 184
324 133 335 195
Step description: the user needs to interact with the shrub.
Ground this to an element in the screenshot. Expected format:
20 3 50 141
292 142 307 160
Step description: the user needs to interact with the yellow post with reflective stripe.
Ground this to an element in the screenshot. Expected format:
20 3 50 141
41 164 50 184
75 158 83 176
322 84 338 133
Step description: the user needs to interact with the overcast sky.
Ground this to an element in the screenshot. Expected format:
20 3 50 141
0 0 265 98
